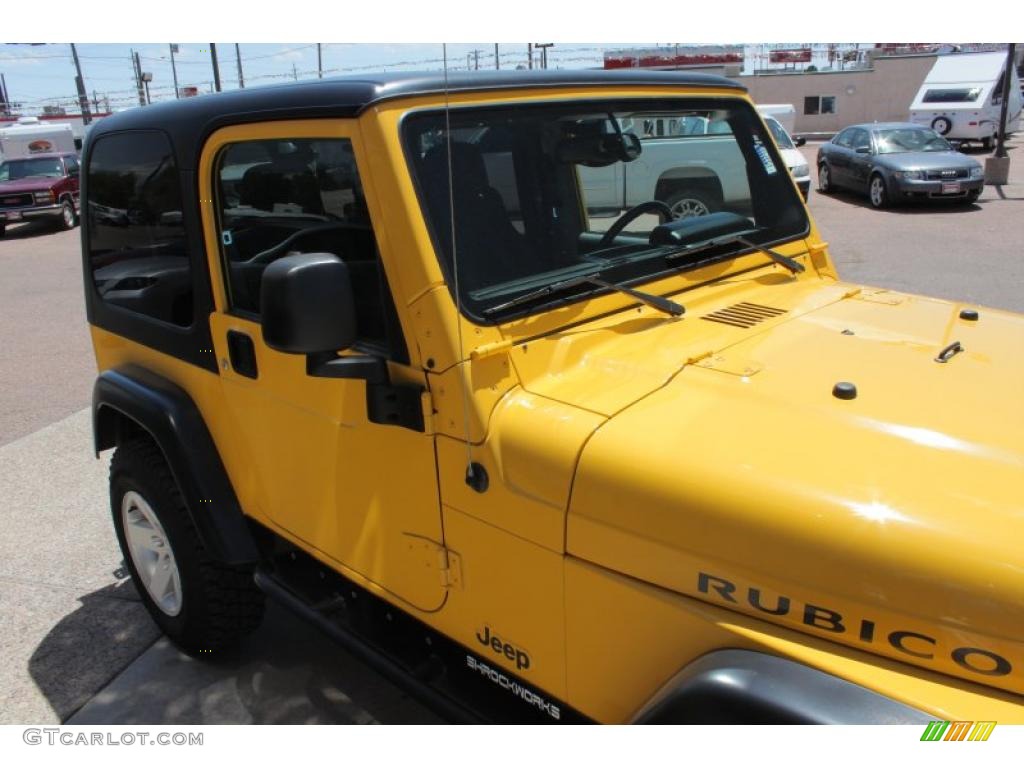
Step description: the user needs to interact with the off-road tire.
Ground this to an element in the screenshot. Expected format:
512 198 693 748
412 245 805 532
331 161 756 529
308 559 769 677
110 437 264 654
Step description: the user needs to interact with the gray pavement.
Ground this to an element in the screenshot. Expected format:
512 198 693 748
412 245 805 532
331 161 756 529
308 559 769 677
0 139 1021 725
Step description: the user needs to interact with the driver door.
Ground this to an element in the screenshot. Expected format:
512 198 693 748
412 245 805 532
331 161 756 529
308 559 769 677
199 120 446 612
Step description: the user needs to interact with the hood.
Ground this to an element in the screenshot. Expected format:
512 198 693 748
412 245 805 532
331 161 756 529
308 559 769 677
524 278 1023 695
0 177 62 194
876 150 980 171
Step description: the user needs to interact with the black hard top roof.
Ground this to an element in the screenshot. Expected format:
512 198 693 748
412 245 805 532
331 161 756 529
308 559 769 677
85 69 746 170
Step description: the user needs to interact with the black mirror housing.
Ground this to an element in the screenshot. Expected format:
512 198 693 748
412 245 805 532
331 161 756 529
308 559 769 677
794 136 807 147
261 253 356 354
855 146 872 154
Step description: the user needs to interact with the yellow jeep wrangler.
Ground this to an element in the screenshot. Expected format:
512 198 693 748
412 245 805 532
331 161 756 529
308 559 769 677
81 70 1023 724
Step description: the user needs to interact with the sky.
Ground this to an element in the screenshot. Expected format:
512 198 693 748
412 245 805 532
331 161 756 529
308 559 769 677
0 43 876 114
0 43 622 112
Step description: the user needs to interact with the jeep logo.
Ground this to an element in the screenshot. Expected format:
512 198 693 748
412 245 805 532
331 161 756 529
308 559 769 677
476 625 530 671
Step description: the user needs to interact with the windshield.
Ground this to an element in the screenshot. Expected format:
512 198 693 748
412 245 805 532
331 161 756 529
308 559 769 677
404 97 808 321
0 157 64 181
763 117 795 150
875 127 952 154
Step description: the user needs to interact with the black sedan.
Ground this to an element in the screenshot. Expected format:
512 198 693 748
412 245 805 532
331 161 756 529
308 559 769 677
816 123 984 209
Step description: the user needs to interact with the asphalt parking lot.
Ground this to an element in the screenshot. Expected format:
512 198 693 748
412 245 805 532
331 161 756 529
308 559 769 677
0 139 1021 725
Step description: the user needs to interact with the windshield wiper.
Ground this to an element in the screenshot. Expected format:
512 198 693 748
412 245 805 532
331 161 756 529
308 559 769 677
665 231 805 275
483 271 685 317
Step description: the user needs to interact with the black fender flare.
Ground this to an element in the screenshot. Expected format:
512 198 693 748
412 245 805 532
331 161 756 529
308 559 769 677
93 366 259 565
632 649 931 724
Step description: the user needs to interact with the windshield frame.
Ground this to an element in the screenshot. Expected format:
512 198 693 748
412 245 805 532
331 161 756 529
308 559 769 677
401 95 811 326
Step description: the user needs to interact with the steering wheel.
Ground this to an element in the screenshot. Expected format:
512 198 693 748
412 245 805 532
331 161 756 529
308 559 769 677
598 200 674 248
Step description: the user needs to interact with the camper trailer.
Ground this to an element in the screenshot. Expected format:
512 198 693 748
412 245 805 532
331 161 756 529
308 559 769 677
0 117 77 160
910 51 1022 148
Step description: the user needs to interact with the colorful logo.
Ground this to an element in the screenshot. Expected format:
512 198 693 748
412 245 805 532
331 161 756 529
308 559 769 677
920 721 996 742
27 140 53 153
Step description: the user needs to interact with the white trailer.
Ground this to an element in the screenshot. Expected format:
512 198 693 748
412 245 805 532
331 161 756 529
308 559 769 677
910 52 1022 148
0 117 77 160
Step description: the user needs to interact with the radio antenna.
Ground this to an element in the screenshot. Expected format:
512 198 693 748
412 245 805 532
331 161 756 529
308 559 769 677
442 44 478 489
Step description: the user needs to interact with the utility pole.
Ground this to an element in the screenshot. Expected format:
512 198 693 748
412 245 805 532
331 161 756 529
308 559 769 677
995 43 1016 158
528 43 533 69
92 89 99 113
985 43 1016 185
69 43 92 124
131 50 146 107
235 44 244 88
473 49 480 70
494 44 500 70
317 43 323 78
169 44 180 98
0 73 8 116
534 43 553 70
292 63 298 81
210 44 222 92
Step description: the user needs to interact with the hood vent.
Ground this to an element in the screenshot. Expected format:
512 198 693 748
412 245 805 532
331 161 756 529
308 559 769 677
701 302 787 329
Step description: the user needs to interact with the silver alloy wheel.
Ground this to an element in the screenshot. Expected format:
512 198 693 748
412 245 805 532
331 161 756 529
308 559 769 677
818 165 830 192
62 202 75 227
121 490 183 616
669 197 710 219
870 177 885 207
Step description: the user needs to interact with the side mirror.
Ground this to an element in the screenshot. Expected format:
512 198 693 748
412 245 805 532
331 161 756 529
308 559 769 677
261 253 356 354
794 136 807 147
855 145 872 154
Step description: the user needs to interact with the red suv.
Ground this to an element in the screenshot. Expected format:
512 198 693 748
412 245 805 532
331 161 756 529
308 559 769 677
0 152 80 237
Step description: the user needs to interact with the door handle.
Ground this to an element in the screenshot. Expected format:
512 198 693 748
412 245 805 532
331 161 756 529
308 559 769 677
226 330 258 379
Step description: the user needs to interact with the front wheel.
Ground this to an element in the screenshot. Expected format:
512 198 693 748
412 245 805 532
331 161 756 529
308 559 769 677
868 174 890 209
58 200 76 230
817 163 833 194
110 438 265 654
962 190 981 206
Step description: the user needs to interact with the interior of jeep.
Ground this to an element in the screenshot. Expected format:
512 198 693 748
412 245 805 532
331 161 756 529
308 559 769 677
215 138 402 358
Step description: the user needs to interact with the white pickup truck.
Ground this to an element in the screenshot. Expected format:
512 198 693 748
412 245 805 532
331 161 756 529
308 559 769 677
577 116 751 220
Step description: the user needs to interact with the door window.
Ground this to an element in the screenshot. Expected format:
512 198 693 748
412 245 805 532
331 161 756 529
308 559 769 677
215 137 402 357
850 128 871 152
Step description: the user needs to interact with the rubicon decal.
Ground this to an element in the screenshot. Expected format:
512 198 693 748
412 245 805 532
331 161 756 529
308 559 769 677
920 721 996 742
697 572 1015 680
466 655 560 720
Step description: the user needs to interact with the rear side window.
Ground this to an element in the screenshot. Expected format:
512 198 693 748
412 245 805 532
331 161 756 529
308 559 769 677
86 132 192 327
